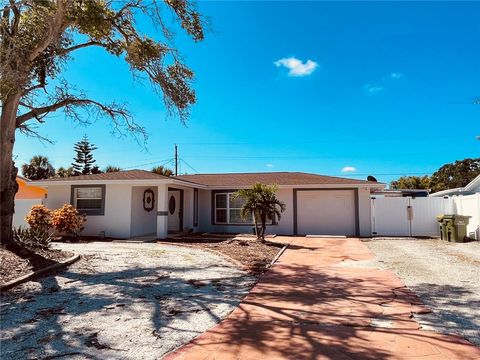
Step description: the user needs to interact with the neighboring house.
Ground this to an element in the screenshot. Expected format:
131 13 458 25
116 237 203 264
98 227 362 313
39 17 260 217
13 176 48 228
34 170 385 239
430 175 480 197
16 176 47 199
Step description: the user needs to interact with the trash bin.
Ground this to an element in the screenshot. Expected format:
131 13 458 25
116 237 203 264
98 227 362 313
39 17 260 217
437 214 471 243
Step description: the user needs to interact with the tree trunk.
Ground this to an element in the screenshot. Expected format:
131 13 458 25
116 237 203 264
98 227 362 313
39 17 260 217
260 214 267 241
1 93 21 246
253 213 259 239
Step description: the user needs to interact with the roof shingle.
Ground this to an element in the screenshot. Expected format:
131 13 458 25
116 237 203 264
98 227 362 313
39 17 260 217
176 172 379 187
34 169 171 182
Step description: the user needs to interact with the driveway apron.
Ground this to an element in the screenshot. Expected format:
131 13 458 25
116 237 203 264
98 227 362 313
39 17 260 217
165 237 480 360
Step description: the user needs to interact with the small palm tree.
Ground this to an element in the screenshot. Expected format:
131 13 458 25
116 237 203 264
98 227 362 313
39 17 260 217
152 165 174 176
234 183 286 241
21 155 55 180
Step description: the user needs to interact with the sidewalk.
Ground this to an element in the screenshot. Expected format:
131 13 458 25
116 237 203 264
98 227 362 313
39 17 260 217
164 237 480 360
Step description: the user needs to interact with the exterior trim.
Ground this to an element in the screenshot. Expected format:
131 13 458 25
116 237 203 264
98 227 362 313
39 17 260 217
168 187 184 232
293 188 360 236
193 188 199 227
70 184 106 216
157 211 168 216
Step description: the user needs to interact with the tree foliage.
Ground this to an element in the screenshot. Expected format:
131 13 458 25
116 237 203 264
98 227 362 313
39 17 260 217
390 176 431 190
56 166 74 178
430 158 480 192
21 155 55 179
71 135 101 175
104 165 121 173
233 183 286 240
0 0 205 245
152 165 173 176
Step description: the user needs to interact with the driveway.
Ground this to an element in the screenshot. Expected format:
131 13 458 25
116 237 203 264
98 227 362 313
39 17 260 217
166 237 480 360
0 242 255 360
365 238 480 345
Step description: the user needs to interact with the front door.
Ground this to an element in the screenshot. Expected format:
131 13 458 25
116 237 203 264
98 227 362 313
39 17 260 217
168 190 181 232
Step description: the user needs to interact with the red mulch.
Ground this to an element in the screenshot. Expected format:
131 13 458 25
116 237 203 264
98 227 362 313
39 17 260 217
0 247 73 286
159 235 284 275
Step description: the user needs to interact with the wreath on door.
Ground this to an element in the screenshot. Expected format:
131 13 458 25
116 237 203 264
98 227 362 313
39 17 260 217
143 189 155 212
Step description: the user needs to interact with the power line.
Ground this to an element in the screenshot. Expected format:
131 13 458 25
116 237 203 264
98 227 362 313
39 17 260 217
123 157 173 170
180 158 199 174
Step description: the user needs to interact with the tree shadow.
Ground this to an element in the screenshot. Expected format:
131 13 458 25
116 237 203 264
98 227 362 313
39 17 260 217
0 258 253 359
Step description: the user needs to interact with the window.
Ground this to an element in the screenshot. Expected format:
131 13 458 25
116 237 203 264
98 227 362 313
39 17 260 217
71 185 105 215
214 192 249 224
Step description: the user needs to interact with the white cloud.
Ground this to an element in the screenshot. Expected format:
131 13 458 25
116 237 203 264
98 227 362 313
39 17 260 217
266 164 274 168
364 84 384 95
341 166 356 173
274 57 318 77
390 72 403 79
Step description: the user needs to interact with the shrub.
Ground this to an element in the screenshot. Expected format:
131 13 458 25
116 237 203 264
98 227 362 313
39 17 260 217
51 204 86 237
25 204 52 232
13 226 52 250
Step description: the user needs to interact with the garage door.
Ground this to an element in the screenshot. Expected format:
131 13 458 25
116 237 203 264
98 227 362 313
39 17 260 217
296 190 357 236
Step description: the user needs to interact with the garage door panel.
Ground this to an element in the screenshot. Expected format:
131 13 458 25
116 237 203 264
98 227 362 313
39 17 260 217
296 190 356 236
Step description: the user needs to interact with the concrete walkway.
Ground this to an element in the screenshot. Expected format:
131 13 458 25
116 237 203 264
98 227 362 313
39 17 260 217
165 237 480 360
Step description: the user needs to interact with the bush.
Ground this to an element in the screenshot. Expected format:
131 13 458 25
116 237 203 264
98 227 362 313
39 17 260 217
25 204 52 232
51 204 86 237
13 226 52 250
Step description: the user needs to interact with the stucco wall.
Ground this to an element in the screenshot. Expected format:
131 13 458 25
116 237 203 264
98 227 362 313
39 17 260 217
46 184 132 238
131 186 157 237
357 187 373 236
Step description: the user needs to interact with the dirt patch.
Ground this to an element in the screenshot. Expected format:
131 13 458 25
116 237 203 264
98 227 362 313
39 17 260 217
0 247 73 285
160 235 283 275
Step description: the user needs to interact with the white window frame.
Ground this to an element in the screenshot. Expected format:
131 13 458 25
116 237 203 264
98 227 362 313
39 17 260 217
214 192 250 225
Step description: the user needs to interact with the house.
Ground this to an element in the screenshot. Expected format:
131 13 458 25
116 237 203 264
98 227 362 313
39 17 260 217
13 176 48 228
34 170 385 239
16 176 47 200
430 175 480 197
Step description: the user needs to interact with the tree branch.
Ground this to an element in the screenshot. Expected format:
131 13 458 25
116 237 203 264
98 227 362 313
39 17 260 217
57 41 105 56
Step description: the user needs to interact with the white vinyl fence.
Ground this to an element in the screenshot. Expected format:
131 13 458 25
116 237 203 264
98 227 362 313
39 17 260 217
13 198 44 228
371 194 480 239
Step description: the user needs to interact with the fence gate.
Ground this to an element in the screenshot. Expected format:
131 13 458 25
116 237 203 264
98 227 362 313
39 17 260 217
371 196 447 237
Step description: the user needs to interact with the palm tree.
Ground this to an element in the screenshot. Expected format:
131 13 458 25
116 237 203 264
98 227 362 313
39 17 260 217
233 183 286 241
104 165 122 173
21 155 55 180
152 165 173 176
56 166 74 178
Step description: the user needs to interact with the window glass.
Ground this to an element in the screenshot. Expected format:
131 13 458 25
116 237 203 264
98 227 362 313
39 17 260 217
76 187 102 199
216 209 227 223
229 209 248 224
229 194 246 209
76 198 102 210
215 194 227 208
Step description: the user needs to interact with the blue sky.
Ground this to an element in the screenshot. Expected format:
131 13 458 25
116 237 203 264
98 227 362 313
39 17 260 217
14 1 480 184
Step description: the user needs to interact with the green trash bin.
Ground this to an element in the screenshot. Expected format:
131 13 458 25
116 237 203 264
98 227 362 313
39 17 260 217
438 214 471 243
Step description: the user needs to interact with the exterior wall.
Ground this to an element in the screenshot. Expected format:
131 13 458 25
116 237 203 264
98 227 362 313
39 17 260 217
13 199 44 228
130 186 157 237
46 184 132 238
357 187 373 236
197 187 372 237
16 178 47 200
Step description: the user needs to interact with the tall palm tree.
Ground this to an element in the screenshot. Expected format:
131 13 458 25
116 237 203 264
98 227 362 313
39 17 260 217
234 183 286 241
21 155 55 180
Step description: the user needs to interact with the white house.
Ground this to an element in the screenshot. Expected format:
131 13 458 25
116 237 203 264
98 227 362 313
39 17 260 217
34 170 385 239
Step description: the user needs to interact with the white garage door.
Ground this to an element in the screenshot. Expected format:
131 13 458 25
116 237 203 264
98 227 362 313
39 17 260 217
296 190 357 236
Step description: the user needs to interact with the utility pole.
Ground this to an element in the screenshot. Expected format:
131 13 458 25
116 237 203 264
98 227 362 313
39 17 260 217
174 144 178 176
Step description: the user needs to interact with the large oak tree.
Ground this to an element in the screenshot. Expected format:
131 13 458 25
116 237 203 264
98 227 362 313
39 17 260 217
0 0 204 244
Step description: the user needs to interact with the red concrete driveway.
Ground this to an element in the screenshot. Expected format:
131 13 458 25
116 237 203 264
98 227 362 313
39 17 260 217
164 237 480 359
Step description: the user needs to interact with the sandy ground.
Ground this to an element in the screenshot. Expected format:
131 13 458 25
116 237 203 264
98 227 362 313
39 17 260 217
364 238 480 345
0 242 255 360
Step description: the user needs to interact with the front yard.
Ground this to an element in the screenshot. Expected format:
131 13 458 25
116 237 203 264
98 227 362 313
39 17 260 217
365 238 480 345
0 242 256 360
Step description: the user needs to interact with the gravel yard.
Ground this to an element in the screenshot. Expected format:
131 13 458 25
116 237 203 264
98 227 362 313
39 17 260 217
364 238 480 345
0 242 255 360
